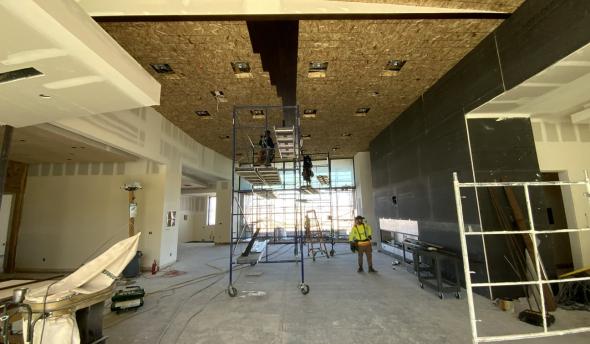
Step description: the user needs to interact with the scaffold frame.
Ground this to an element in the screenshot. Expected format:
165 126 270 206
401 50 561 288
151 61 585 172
227 104 309 297
452 170 590 343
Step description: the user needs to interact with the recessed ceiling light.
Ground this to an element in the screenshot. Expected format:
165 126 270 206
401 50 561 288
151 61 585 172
302 134 311 140
354 108 370 117
150 63 174 74
381 59 407 76
332 147 339 151
231 61 253 78
211 90 227 103
302 109 317 118
219 135 230 140
18 139 26 142
195 110 211 117
39 94 51 99
250 109 265 119
369 91 380 97
341 133 351 137
308 61 328 78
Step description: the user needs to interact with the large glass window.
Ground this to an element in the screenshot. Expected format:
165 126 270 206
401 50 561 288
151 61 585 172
238 158 357 240
207 196 216 226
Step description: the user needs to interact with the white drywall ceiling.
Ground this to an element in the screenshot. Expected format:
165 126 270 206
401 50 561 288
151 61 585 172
76 0 500 16
0 0 161 127
470 42 590 124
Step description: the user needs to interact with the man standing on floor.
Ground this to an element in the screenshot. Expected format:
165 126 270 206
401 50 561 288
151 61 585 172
349 215 377 273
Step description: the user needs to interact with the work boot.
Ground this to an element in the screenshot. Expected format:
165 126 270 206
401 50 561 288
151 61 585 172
357 267 364 273
368 266 377 273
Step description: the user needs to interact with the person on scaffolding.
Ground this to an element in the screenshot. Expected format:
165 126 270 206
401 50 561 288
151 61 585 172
302 154 314 185
257 130 275 166
349 215 377 273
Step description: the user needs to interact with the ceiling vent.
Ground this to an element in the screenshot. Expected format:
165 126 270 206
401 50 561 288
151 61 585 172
0 67 43 85
382 59 406 76
354 108 370 117
308 62 328 78
150 63 174 74
231 61 253 78
250 109 265 119
211 90 227 103
302 109 317 118
195 110 211 118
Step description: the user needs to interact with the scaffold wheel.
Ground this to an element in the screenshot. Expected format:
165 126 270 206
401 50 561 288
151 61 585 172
228 285 238 297
300 284 310 295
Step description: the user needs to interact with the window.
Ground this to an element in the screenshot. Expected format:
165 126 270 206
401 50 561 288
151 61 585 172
207 196 216 226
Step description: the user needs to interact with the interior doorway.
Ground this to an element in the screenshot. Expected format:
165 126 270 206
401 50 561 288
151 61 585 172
542 172 574 274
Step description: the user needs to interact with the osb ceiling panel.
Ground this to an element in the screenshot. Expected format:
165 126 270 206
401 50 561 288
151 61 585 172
101 15 510 158
334 0 526 12
297 18 502 157
100 21 282 157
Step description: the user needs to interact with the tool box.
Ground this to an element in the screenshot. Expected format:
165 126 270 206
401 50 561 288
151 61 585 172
111 286 145 313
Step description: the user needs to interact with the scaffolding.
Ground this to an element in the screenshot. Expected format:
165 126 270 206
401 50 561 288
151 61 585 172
227 105 309 297
300 152 337 256
453 171 590 343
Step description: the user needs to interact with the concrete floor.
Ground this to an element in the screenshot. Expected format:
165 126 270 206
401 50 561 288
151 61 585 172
104 243 590 344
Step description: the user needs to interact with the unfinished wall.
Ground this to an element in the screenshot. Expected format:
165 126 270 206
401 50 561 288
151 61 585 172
178 195 211 243
353 152 377 241
214 181 231 244
369 0 590 293
532 119 590 268
44 106 232 267
16 160 166 271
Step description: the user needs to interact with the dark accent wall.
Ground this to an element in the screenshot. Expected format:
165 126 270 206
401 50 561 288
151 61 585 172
370 0 590 295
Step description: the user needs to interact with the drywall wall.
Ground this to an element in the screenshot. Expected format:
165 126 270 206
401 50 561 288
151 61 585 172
532 119 590 268
214 181 231 244
16 160 166 271
178 196 212 243
353 152 377 242
54 106 232 181
41 106 233 267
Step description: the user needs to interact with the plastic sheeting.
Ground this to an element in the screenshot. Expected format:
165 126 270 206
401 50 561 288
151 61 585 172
24 233 141 344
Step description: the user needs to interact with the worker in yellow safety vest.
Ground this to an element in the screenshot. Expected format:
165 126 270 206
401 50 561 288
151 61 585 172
349 215 377 273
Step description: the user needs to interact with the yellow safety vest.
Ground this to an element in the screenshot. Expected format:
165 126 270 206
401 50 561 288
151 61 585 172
349 224 372 242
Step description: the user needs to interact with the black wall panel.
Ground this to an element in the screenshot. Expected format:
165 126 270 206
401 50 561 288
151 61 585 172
496 0 590 90
369 0 590 294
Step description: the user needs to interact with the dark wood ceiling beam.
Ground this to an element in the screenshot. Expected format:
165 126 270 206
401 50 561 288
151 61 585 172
94 12 510 23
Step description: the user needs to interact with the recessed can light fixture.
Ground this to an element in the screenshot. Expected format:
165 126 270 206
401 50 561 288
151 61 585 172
354 108 370 116
231 61 253 78
302 134 311 140
382 59 407 76
150 63 174 74
39 94 51 99
250 109 265 119
341 133 352 137
211 90 227 103
195 110 211 117
308 62 328 78
302 109 317 118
